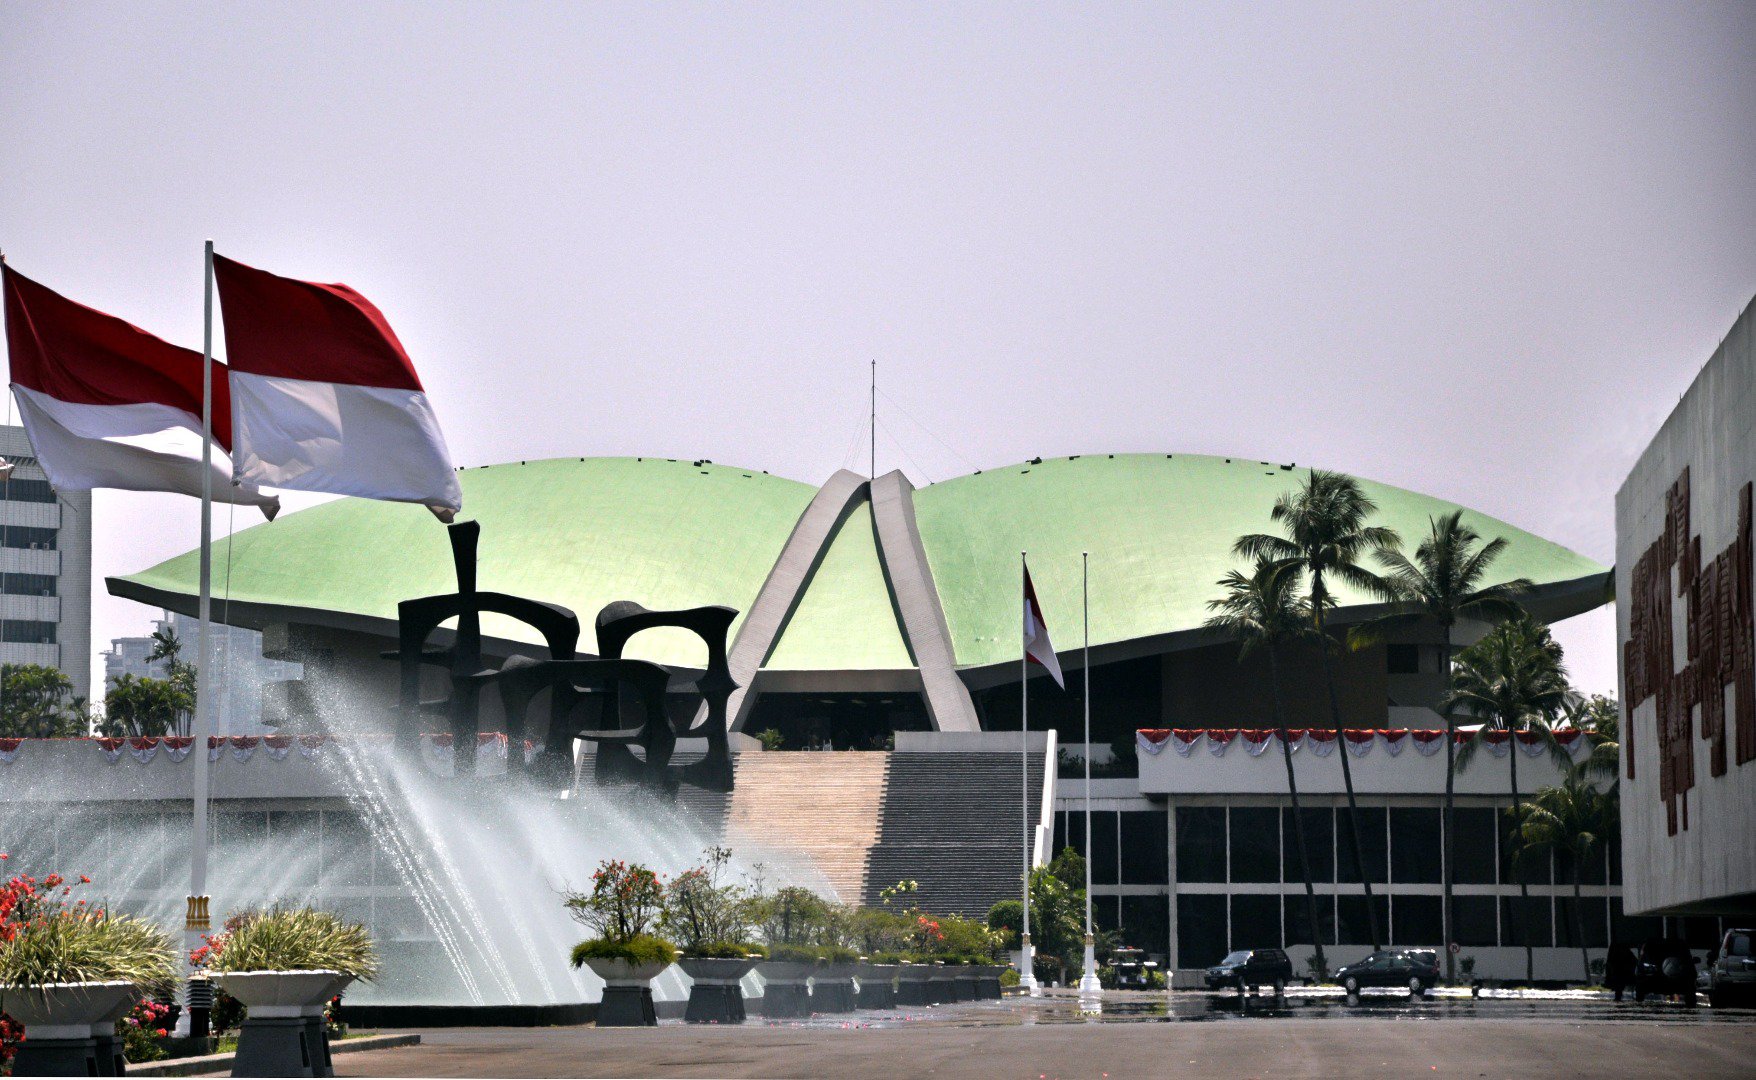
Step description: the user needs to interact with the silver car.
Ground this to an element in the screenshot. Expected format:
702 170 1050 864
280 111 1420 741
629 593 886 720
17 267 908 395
1709 929 1756 1009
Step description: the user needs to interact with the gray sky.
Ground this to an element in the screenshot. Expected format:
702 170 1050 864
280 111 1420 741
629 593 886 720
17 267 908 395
2 1 1752 698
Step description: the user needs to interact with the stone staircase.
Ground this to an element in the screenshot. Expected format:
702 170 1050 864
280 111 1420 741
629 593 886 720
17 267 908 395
721 751 889 903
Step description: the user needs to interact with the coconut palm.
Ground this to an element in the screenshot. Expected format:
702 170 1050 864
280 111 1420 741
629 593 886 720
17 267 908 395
1448 613 1571 984
1508 770 1617 983
1561 693 1620 784
1236 469 1399 950
1349 510 1531 980
1206 557 1326 975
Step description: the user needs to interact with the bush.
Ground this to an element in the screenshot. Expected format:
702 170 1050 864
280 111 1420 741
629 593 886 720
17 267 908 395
753 887 830 947
0 909 178 993
201 906 378 980
680 941 764 960
120 999 173 1063
764 943 825 966
866 951 906 965
565 861 664 945
568 935 677 968
658 848 757 956
755 729 785 751
1000 967 1020 987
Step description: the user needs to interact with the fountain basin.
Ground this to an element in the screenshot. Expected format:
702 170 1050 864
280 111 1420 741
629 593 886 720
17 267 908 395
813 962 857 1014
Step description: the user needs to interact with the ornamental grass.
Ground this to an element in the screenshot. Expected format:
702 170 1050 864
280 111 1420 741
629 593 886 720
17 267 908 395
205 906 379 980
0 911 178 995
568 934 677 968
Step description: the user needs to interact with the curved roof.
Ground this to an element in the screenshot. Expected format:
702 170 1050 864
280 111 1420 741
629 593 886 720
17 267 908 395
111 453 1610 673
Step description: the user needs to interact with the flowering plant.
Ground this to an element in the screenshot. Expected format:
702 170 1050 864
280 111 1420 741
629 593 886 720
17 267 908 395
120 998 173 1063
565 860 665 944
658 847 757 957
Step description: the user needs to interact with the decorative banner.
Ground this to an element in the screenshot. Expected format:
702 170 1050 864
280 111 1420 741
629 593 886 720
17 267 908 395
1381 729 1409 756
1553 729 1585 754
1242 729 1274 756
1479 730 1510 758
1172 729 1202 757
162 736 193 762
297 734 327 759
262 735 292 761
1411 729 1446 756
419 731 511 776
96 737 125 764
0 737 21 764
1206 729 1237 756
522 739 544 765
207 736 224 763
1515 730 1549 758
1343 730 1376 758
127 737 159 764
1136 729 1173 756
229 736 260 763
1282 728 1306 755
1305 729 1338 757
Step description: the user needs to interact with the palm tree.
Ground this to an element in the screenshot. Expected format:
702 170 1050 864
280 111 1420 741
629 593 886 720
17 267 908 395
1562 693 1620 784
1349 510 1531 981
1448 613 1571 983
1508 769 1618 983
1237 469 1399 950
1206 557 1326 975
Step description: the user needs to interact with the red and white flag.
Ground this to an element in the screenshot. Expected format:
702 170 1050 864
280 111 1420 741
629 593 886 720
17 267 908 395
1022 560 1064 688
2 264 279 516
213 254 463 518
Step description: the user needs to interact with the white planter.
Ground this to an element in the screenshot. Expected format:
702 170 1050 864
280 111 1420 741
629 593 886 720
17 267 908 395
755 960 815 986
217 970 344 1019
678 956 759 986
0 981 136 1040
580 957 672 986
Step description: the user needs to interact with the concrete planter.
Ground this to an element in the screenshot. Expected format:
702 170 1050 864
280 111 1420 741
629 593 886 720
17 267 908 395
90 989 139 1077
977 964 1006 1000
219 970 348 1078
952 966 984 1002
927 963 957 1004
812 962 857 1014
678 956 758 1024
755 960 816 1018
894 963 936 1006
580 957 670 1027
855 963 899 1010
0 981 136 1077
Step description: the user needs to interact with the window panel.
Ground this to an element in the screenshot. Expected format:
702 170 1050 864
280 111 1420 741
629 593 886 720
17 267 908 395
1610 898 1662 946
1175 806 1226 883
1556 896 1609 949
1228 807 1279 883
1451 809 1499 885
1176 894 1227 969
1120 894 1169 957
1230 894 1281 950
1504 895 1553 948
1336 807 1388 884
1119 811 1168 885
1391 808 1442 883
1453 895 1497 947
1090 810 1119 885
1336 894 1389 946
1094 893 1121 934
1392 894 1443 946
1281 807 1333 883
1283 893 1335 947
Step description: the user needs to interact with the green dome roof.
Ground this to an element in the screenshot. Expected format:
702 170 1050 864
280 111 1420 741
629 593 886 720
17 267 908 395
111 453 1609 673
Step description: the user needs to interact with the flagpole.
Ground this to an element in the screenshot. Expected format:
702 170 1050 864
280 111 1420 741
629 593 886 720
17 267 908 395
1079 550 1100 996
183 240 216 1036
1019 551 1037 996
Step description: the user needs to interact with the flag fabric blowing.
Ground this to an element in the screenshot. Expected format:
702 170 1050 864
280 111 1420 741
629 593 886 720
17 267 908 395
1022 560 1064 688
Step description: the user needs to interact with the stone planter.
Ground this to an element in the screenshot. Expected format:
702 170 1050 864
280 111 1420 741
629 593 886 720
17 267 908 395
755 960 816 1018
855 963 898 1010
678 956 758 1024
90 989 139 1077
927 963 957 1004
0 981 136 1077
219 970 346 1078
952 965 984 1002
894 962 936 1006
580 957 671 1027
977 964 1006 1000
812 962 857 1014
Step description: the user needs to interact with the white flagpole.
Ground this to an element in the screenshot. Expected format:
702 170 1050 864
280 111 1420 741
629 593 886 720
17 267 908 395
1079 550 1100 996
1019 552 1037 996
183 240 216 1033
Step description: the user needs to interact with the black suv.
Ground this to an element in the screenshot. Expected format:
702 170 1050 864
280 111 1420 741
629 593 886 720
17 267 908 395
1335 950 1442 995
1204 948 1294 991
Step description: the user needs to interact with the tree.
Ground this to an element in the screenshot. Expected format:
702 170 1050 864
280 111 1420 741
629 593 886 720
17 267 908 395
1509 769 1617 983
1235 469 1399 950
1206 556 1326 975
988 864 1084 983
1562 693 1620 784
1448 613 1571 983
100 674 186 738
1349 510 1531 980
146 628 197 737
0 663 85 738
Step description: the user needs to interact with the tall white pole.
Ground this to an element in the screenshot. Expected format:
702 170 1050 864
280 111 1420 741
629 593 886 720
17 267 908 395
1018 551 1037 995
184 240 216 1029
1079 551 1100 996
869 359 876 479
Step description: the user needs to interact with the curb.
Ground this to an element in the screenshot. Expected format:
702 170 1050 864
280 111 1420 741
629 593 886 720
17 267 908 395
127 1032 421 1077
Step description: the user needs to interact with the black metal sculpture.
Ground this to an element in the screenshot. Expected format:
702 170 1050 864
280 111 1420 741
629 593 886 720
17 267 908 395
390 521 738 794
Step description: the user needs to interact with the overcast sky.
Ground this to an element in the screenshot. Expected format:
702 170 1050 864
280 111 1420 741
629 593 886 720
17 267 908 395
2 1 1753 697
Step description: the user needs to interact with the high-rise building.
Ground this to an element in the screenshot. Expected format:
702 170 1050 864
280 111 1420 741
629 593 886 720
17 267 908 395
0 424 91 703
101 610 302 736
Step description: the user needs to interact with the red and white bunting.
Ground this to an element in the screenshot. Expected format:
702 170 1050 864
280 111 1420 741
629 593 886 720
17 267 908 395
1205 729 1237 756
297 734 327 759
0 737 22 764
1380 729 1408 756
1411 730 1445 756
262 735 292 761
1136 729 1173 756
162 736 193 762
1342 729 1375 758
1242 729 1275 756
1305 730 1338 757
127 737 159 765
96 737 125 764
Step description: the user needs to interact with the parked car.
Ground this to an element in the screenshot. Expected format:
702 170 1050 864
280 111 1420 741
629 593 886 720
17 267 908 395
1335 950 1441 995
1709 929 1755 1008
1204 948 1293 992
1108 947 1160 989
1633 937 1698 1004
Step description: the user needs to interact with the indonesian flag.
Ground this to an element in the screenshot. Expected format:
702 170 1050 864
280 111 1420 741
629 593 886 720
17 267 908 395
2 264 279 516
1022 560 1064 688
213 254 463 518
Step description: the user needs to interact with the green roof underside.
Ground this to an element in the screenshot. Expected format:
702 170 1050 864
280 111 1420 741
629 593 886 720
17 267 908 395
765 501 913 671
912 453 1609 669
118 458 816 669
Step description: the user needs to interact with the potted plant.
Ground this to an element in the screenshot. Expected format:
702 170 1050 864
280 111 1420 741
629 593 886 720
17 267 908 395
565 860 676 1026
752 887 829 1019
0 869 176 1077
201 906 376 1079
812 945 859 1014
660 848 764 1024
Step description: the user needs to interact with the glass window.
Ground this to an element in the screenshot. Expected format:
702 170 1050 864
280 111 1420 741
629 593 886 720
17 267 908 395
1451 809 1498 884
2 526 56 550
1390 808 1442 883
1336 807 1388 883
1176 806 1226 883
1392 895 1443 946
1177 894 1227 969
1228 807 1280 883
1281 807 1333 883
1504 895 1553 948
0 477 59 504
1557 846 1608 887
1283 893 1335 947
1454 895 1497 946
1609 898 1662 946
110 813 163 891
1556 896 1608 949
321 809 373 888
1090 810 1119 885
1053 809 1069 858
1 573 56 597
2 620 56 644
1094 894 1121 934
1336 895 1390 946
1500 813 1552 885
1119 811 1168 885
268 811 321 888
1608 836 1622 886
1121 894 1169 956
1230 894 1281 950
1386 644 1420 674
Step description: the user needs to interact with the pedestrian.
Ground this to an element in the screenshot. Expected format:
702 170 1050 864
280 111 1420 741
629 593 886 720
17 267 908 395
1606 941 1635 1002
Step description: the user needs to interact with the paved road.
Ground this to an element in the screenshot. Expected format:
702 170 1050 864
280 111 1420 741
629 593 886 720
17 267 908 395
332 994 1756 1078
